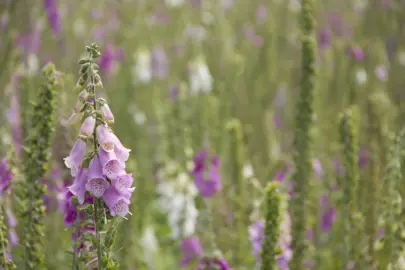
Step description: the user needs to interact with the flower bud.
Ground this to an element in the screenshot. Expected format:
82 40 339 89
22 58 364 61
100 103 114 123
79 115 96 137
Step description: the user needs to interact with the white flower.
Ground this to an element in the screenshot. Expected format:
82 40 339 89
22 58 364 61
189 60 213 94
165 0 184 7
355 69 367 85
132 50 152 85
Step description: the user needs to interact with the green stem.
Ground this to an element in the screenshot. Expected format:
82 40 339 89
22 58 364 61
94 198 103 270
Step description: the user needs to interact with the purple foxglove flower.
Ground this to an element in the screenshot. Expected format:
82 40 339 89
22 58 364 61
346 45 364 61
67 168 88 204
191 151 221 198
98 148 125 179
8 229 18 248
180 236 203 266
274 170 285 182
85 156 110 197
102 186 130 216
318 28 331 49
64 139 87 177
319 195 336 232
100 103 114 123
196 257 230 270
80 115 96 137
77 90 89 101
249 220 264 265
312 159 323 176
113 136 131 163
358 147 367 168
0 159 12 195
96 124 116 152
151 45 168 79
111 173 135 198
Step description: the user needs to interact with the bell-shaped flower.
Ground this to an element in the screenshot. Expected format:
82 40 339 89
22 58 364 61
113 135 131 164
67 168 88 204
85 155 110 197
100 103 114 123
112 173 135 199
64 139 87 177
96 124 116 152
77 89 89 101
80 115 96 137
102 186 130 217
98 148 125 179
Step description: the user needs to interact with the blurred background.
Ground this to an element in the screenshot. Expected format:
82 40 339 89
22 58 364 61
1 0 405 269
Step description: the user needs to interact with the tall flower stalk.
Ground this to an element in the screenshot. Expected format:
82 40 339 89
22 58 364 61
0 205 15 269
64 44 134 269
261 182 281 270
289 0 316 268
19 63 57 269
339 108 359 267
226 119 247 266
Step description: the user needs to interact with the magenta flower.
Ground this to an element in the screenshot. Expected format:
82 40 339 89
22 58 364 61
64 139 87 177
180 236 203 266
67 168 88 204
191 150 221 198
96 124 116 152
98 148 125 179
196 256 230 270
80 115 96 137
43 0 60 34
86 156 110 197
0 160 12 195
102 186 130 217
346 45 364 61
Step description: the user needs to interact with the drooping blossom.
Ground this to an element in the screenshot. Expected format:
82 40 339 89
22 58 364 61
64 139 87 177
86 156 110 198
191 150 221 198
180 236 203 266
68 168 88 205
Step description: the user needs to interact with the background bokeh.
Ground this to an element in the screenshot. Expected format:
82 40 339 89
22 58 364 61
1 0 405 269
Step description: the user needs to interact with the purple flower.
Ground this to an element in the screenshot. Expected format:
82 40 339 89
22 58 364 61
6 209 18 247
196 256 230 270
86 156 110 198
319 195 336 232
15 30 40 55
249 220 264 265
375 65 388 81
67 168 88 204
151 45 168 80
96 124 116 152
0 160 12 195
274 170 285 182
98 44 123 74
191 150 221 198
102 186 130 217
80 115 96 137
312 159 323 176
111 173 135 199
43 0 60 34
113 136 131 164
64 139 87 177
346 45 364 61
100 103 114 123
180 236 203 266
98 148 125 179
318 28 331 49
358 147 367 168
